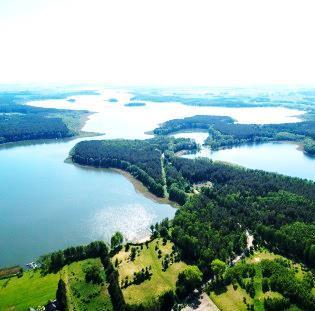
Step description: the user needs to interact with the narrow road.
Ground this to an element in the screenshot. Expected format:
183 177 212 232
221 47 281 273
232 230 253 265
161 153 168 197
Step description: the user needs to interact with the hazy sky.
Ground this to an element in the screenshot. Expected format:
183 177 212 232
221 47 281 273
0 0 315 86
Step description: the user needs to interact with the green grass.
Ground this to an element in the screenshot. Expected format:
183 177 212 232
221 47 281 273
61 258 113 311
246 249 280 264
210 284 251 311
0 269 59 311
0 258 113 311
113 239 187 306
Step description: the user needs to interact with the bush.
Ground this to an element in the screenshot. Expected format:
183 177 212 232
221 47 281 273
85 265 102 284
264 297 290 311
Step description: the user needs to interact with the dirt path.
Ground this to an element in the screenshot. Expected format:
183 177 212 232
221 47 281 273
161 153 168 197
232 230 253 265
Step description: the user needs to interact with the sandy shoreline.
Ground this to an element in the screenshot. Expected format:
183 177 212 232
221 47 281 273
66 156 177 208
111 168 177 207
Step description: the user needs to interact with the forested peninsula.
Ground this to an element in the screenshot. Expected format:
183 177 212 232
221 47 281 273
0 90 98 144
153 115 315 156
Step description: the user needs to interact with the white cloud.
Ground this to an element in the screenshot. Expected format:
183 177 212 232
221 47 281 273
0 0 314 86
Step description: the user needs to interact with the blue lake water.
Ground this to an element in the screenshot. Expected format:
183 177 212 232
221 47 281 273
0 138 175 267
174 133 315 181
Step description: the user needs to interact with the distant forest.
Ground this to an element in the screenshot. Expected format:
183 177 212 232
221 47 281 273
131 88 315 111
154 115 315 155
0 90 97 144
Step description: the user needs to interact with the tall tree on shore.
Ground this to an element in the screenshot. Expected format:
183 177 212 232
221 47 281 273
111 231 124 250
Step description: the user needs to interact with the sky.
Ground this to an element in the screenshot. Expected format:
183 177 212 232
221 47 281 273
0 0 315 87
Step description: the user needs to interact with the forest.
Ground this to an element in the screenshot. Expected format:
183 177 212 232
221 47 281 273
162 153 315 268
0 90 96 144
71 137 197 197
0 114 73 143
153 115 315 155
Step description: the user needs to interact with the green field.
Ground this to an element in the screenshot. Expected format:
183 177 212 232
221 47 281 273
210 284 252 311
0 269 59 311
62 258 113 311
113 239 187 306
0 258 113 311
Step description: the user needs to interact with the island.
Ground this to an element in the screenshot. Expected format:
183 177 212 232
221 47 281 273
108 98 119 103
124 102 146 107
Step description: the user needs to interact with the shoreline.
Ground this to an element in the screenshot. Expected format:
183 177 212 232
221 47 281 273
174 134 314 159
111 168 178 207
66 157 178 208
0 111 102 150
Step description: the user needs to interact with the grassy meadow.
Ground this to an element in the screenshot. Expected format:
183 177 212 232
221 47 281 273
113 238 187 307
0 258 113 311
61 258 113 311
0 269 59 311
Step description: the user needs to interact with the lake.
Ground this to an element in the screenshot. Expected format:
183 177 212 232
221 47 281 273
0 89 312 267
175 132 315 181
0 137 175 267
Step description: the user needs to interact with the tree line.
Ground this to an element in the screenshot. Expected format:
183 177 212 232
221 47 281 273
153 114 315 155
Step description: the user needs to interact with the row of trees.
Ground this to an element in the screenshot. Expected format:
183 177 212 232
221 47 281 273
40 240 109 273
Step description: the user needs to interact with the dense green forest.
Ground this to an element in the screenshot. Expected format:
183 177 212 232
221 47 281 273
162 154 315 270
71 137 197 197
153 115 315 155
0 90 96 143
0 114 73 143
166 155 315 201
